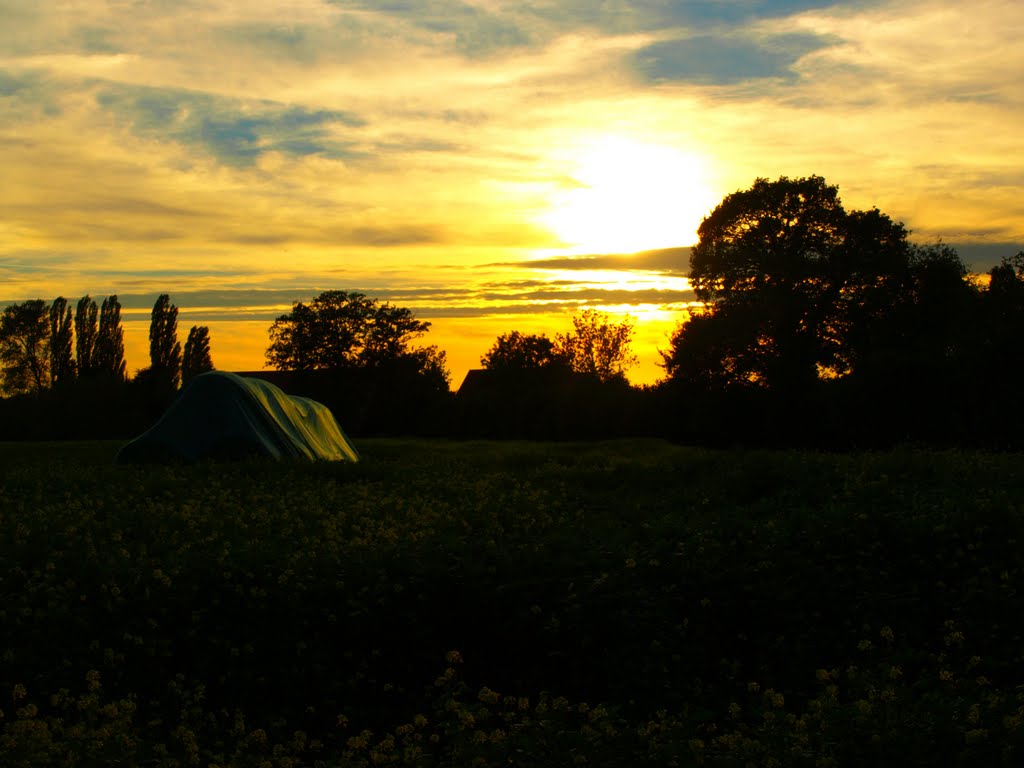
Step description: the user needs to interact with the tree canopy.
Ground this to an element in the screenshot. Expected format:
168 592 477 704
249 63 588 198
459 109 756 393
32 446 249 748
74 296 98 377
556 309 639 382
0 300 50 395
148 293 182 389
266 290 449 387
480 331 565 371
267 291 429 370
94 295 127 381
49 297 75 386
665 175 924 391
481 312 638 383
182 325 215 383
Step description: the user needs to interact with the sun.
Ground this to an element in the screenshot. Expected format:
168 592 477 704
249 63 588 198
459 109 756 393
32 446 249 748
540 136 717 255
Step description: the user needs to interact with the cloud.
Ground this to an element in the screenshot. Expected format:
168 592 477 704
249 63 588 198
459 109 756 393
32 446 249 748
632 32 831 85
0 68 65 118
494 247 692 275
341 0 535 57
515 1 844 36
94 84 365 166
2 279 695 324
2 0 1022 338
0 68 33 96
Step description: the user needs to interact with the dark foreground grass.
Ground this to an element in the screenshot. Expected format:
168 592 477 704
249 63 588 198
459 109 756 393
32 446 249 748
1 439 1023 766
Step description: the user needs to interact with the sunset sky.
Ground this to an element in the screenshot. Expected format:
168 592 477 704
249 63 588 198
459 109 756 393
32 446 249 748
3 0 1022 387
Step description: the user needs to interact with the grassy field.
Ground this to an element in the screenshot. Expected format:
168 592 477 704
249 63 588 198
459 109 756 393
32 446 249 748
1 439 1023 766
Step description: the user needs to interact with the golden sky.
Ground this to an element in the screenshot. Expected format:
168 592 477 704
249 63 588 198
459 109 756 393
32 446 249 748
2 0 1022 387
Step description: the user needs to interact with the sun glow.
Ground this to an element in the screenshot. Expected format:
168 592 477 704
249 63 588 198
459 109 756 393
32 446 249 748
540 136 717 255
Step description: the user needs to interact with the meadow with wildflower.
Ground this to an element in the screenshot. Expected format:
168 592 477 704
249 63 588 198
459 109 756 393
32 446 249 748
1 439 1023 766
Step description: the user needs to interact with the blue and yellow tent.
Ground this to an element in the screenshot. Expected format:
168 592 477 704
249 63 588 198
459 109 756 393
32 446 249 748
115 371 359 464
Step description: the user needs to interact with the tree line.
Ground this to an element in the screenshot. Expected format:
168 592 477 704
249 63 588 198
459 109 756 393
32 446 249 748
467 176 1023 446
0 293 214 396
655 176 1024 447
262 290 641 388
3 174 1022 447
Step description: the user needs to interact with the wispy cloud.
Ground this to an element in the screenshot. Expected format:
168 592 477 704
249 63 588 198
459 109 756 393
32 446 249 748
496 247 692 275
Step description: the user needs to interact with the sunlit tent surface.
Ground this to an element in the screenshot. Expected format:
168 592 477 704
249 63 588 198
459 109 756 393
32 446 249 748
115 371 359 464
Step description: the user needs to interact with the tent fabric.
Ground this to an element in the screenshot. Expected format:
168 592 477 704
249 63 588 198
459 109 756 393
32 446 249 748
115 371 359 464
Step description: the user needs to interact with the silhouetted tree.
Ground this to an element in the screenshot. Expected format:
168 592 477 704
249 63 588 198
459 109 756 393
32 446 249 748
662 307 762 389
266 290 442 376
667 175 912 392
48 297 75 386
481 331 566 371
988 251 1024 301
555 309 638 382
403 344 451 391
74 295 99 377
980 251 1024 442
148 293 182 389
182 325 214 383
0 300 50 395
94 295 127 381
985 251 1024 362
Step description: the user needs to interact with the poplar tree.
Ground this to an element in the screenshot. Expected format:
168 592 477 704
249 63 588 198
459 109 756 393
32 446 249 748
148 293 182 389
94 294 127 381
182 325 214 383
74 296 98 376
49 296 75 385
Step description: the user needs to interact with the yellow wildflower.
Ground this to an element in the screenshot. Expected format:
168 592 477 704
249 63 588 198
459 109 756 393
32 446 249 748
478 687 500 705
346 734 368 750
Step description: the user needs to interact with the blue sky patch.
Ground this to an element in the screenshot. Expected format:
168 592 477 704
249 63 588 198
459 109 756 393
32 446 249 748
522 0 843 36
632 32 830 85
95 84 366 166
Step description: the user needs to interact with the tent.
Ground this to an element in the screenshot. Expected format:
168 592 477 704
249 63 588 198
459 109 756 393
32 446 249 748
115 371 359 464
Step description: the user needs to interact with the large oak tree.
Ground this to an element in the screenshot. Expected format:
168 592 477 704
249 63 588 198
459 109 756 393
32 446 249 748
664 175 917 391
